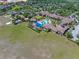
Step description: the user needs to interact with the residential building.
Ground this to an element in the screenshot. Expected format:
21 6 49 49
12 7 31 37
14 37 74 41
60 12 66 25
0 0 27 3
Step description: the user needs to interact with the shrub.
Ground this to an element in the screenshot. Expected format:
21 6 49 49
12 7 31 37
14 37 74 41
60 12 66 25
11 5 22 11
65 31 73 39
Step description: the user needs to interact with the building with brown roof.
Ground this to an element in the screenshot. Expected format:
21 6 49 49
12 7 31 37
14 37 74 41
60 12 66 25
40 11 73 35
0 0 27 3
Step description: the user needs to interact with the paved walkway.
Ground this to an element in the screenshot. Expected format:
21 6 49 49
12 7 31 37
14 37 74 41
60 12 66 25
0 15 11 26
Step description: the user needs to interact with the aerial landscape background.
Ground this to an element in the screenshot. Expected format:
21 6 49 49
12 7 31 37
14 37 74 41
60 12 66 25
0 0 79 59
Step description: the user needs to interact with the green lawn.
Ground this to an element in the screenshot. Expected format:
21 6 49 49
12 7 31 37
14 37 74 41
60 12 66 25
0 23 79 59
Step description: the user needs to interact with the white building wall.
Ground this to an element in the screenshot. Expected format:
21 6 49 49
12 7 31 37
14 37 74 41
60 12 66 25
7 0 15 2
7 0 27 2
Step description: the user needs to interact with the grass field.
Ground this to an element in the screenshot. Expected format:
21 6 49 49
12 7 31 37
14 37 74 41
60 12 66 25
0 23 79 59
